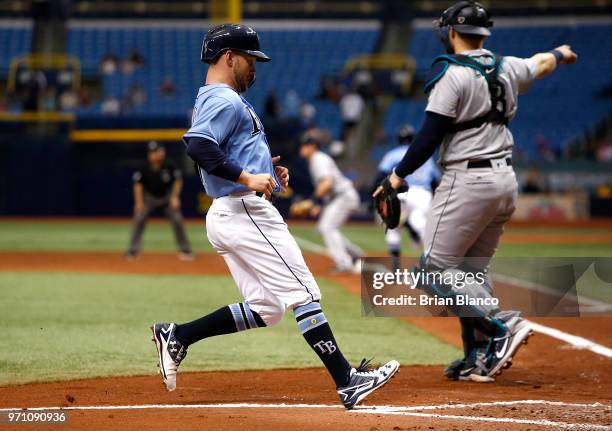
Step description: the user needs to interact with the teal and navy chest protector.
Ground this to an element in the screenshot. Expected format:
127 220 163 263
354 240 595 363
424 54 508 133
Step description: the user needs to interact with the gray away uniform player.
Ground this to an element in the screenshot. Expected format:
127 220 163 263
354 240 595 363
376 1 577 382
150 24 398 409
299 133 363 273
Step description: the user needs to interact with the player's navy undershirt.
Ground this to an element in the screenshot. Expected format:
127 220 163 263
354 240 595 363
394 112 454 178
185 136 243 182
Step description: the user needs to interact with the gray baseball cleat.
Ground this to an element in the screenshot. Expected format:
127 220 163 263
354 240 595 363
445 346 495 383
443 357 466 380
337 358 400 409
486 316 533 378
458 350 495 382
151 323 188 391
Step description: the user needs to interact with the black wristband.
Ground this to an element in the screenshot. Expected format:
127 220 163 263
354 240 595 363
549 49 563 65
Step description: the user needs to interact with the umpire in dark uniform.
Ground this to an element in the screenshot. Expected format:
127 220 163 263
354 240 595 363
125 141 194 260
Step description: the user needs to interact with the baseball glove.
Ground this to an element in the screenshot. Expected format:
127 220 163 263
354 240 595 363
375 176 408 230
289 199 315 218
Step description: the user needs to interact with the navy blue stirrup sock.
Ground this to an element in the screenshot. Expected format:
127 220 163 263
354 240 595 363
174 302 266 346
294 302 352 387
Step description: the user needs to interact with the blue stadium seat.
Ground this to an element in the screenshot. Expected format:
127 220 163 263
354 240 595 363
0 22 33 74
66 24 379 133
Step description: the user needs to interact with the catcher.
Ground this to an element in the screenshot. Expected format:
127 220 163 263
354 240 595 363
374 1 577 382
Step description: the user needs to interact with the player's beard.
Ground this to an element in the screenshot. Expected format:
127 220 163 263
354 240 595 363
233 70 255 93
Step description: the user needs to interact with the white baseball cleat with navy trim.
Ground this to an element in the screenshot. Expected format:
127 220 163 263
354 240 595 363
337 359 400 409
151 323 188 391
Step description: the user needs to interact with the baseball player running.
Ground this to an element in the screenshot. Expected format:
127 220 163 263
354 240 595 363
375 124 439 267
374 1 577 381
299 130 363 274
151 24 398 409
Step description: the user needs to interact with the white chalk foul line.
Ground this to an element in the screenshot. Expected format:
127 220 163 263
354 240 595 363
1 399 610 430
355 409 612 430
528 321 612 358
367 399 610 412
492 273 612 313
0 403 338 412
293 235 327 255
1 400 606 413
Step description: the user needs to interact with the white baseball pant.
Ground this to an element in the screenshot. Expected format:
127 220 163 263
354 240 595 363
385 186 433 250
318 189 362 270
206 192 321 326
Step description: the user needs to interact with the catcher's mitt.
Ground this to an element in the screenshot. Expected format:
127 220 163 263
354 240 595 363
375 176 408 230
289 199 315 218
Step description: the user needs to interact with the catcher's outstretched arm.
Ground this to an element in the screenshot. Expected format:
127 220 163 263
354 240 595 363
531 45 577 79
393 112 454 179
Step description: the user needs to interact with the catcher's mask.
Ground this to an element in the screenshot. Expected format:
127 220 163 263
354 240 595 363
434 1 493 54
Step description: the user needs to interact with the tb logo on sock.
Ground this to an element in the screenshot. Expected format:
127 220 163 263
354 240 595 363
314 340 337 354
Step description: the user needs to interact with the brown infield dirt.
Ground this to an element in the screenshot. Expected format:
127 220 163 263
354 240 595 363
0 251 611 430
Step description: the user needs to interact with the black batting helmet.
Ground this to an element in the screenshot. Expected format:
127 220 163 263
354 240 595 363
435 1 493 52
397 124 415 145
201 23 271 64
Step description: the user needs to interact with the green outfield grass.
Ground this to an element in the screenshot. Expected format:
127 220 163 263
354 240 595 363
0 272 459 386
0 220 609 385
0 220 610 256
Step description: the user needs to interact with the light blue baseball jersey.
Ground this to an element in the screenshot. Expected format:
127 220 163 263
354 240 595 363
378 145 440 191
184 84 280 198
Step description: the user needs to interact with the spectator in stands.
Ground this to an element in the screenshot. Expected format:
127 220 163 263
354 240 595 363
0 96 8 112
42 86 57 111
522 167 546 194
320 75 341 103
352 66 374 96
22 70 47 111
159 76 177 97
122 49 144 75
535 133 556 161
100 53 119 75
128 83 147 106
79 87 92 106
339 88 364 143
101 96 120 116
299 101 316 128
59 89 79 110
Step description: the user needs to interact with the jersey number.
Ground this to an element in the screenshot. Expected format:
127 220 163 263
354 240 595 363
246 106 263 136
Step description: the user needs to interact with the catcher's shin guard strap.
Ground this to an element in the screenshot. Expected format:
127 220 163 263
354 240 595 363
229 302 266 331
